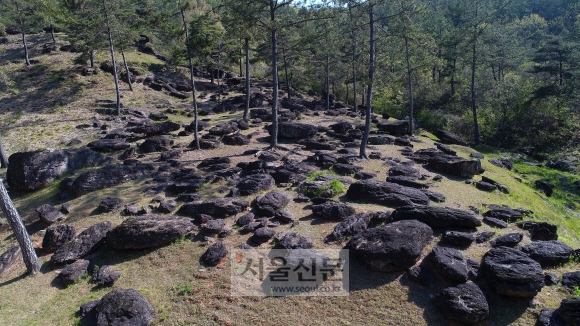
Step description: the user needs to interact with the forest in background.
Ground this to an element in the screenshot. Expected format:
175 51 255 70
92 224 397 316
1 0 579 156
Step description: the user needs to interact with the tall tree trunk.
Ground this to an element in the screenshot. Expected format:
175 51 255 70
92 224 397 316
404 35 414 136
0 136 8 168
121 50 133 92
471 2 480 145
269 0 279 149
239 49 243 77
89 50 95 68
349 4 357 112
102 0 121 116
451 57 456 95
0 179 40 275
181 9 200 150
244 38 250 122
218 42 222 104
346 82 349 104
282 47 291 100
51 26 56 43
360 5 375 159
325 53 330 111
17 4 30 66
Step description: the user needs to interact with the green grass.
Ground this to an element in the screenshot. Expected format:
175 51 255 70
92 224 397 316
298 178 345 198
305 171 328 182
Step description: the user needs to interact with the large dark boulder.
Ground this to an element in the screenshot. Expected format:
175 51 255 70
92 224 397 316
60 259 89 285
174 178 203 193
490 233 523 247
127 121 180 135
297 140 337 151
222 133 250 145
537 308 565 326
388 165 421 179
236 213 255 226
275 123 318 139
390 206 481 229
376 120 409 135
51 221 113 264
483 208 524 222
346 179 430 207
36 204 65 224
253 227 276 243
274 210 295 223
108 216 195 250
93 265 122 287
202 219 225 234
311 201 356 221
85 288 155 326
177 198 249 219
252 190 291 217
427 154 483 178
209 122 239 136
429 246 469 283
0 246 21 276
274 233 314 249
98 198 122 213
201 242 228 267
434 130 468 146
440 231 475 247
42 224 76 252
536 180 554 197
562 271 580 290
87 139 131 153
139 137 174 153
71 164 155 196
346 220 433 272
198 157 231 171
332 163 363 176
330 213 371 241
516 221 558 241
489 157 513 170
437 282 489 324
560 297 580 326
521 241 573 267
368 136 393 145
270 162 314 184
7 147 111 191
236 174 275 196
329 122 353 134
481 246 544 298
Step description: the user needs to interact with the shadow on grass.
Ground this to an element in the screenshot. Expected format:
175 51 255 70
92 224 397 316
0 63 84 114
0 272 28 288
347 258 402 292
298 212 335 226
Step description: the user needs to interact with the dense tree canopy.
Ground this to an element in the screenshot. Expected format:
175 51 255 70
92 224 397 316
1 0 579 153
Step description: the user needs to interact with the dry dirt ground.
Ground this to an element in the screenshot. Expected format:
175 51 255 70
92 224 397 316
0 33 579 326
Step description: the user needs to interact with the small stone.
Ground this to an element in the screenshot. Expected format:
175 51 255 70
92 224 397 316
93 265 121 287
36 204 65 225
545 272 559 286
490 233 523 247
475 231 495 243
60 259 89 285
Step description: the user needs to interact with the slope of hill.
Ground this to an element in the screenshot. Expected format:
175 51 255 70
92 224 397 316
1 33 580 326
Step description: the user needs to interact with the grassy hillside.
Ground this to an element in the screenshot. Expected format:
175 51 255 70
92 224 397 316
1 33 579 326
